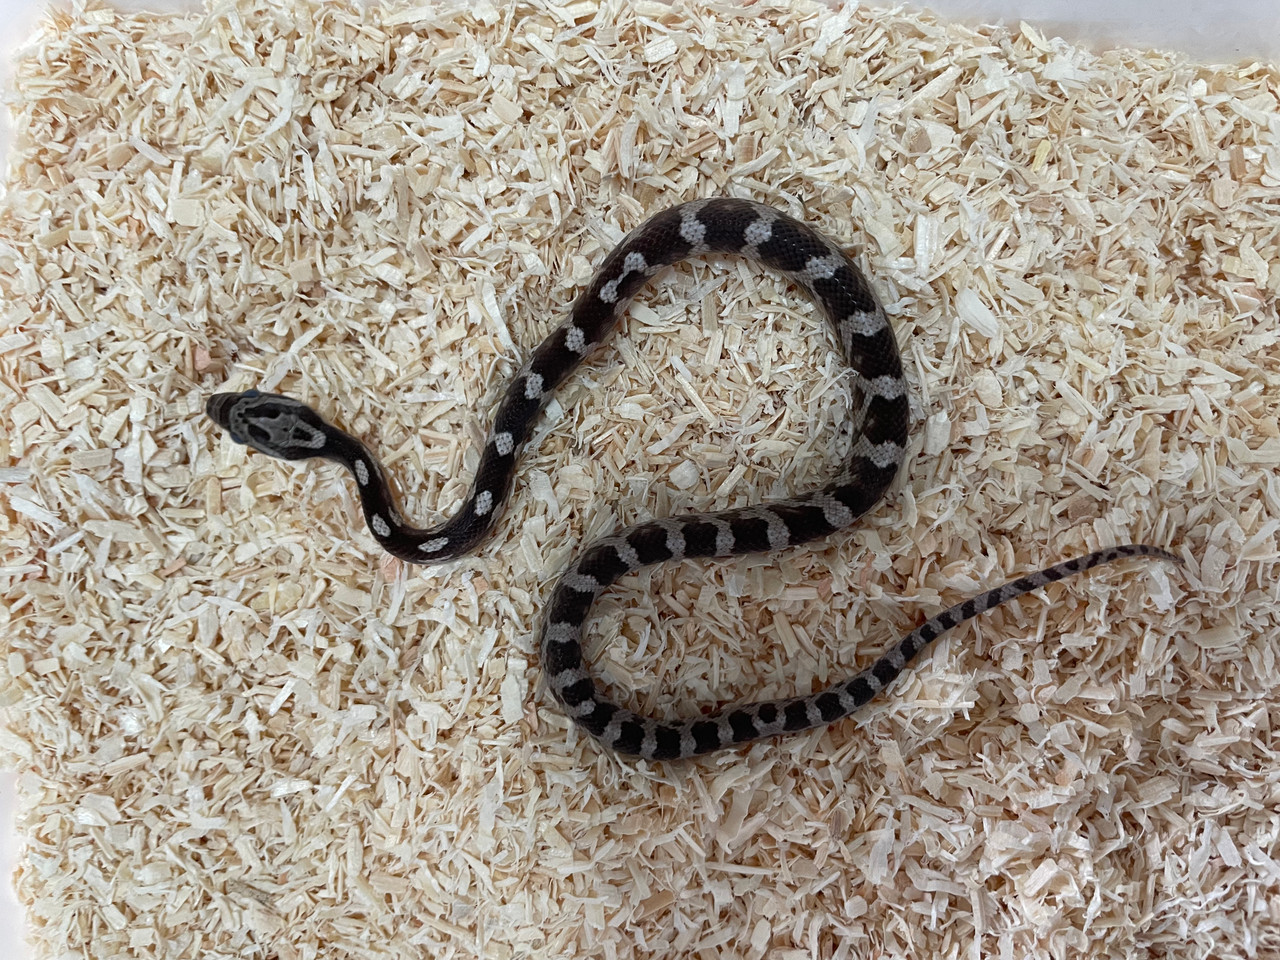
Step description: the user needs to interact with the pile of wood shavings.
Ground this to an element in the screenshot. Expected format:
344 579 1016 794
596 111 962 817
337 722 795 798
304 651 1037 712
0 0 1276 957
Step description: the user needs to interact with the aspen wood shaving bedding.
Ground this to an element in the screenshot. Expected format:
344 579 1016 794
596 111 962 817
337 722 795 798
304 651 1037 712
1 1 1276 958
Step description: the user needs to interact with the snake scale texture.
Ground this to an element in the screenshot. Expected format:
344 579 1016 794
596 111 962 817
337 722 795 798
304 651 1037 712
206 197 1177 761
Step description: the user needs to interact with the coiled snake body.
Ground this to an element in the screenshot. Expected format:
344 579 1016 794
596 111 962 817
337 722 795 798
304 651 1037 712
206 197 1176 761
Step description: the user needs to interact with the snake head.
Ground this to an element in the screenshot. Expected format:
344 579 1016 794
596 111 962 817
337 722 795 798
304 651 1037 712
205 390 332 461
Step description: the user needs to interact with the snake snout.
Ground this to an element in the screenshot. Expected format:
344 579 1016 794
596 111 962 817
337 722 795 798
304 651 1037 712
205 392 239 428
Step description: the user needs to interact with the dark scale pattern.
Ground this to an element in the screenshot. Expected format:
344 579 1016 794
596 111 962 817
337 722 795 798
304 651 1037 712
578 543 630 583
541 633 581 676
547 584 595 627
204 198 1180 760
784 701 812 732
679 521 723 557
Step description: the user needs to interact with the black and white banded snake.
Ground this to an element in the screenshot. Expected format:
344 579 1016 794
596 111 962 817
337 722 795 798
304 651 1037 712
206 197 1177 761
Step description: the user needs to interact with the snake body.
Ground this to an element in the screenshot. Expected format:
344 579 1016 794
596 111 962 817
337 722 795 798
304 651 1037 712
206 197 1176 761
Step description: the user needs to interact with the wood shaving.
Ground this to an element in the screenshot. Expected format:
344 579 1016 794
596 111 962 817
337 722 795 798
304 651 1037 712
1 1 1277 958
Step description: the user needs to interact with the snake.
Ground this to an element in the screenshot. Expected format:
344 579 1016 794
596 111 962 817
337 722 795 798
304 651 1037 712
205 197 1177 761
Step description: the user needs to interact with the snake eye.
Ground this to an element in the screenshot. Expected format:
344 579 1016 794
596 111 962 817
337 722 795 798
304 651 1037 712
243 388 261 399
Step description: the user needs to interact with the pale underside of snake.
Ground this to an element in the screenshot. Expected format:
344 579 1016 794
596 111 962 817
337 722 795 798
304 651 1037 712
206 197 1177 761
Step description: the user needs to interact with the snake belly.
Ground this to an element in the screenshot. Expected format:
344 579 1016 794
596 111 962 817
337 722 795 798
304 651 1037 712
206 197 1176 761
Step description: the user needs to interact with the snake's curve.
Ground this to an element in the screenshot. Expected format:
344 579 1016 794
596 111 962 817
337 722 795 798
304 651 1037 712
206 198 1177 760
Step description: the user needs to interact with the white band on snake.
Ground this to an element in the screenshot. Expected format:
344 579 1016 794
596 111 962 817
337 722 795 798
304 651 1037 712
206 197 1178 761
